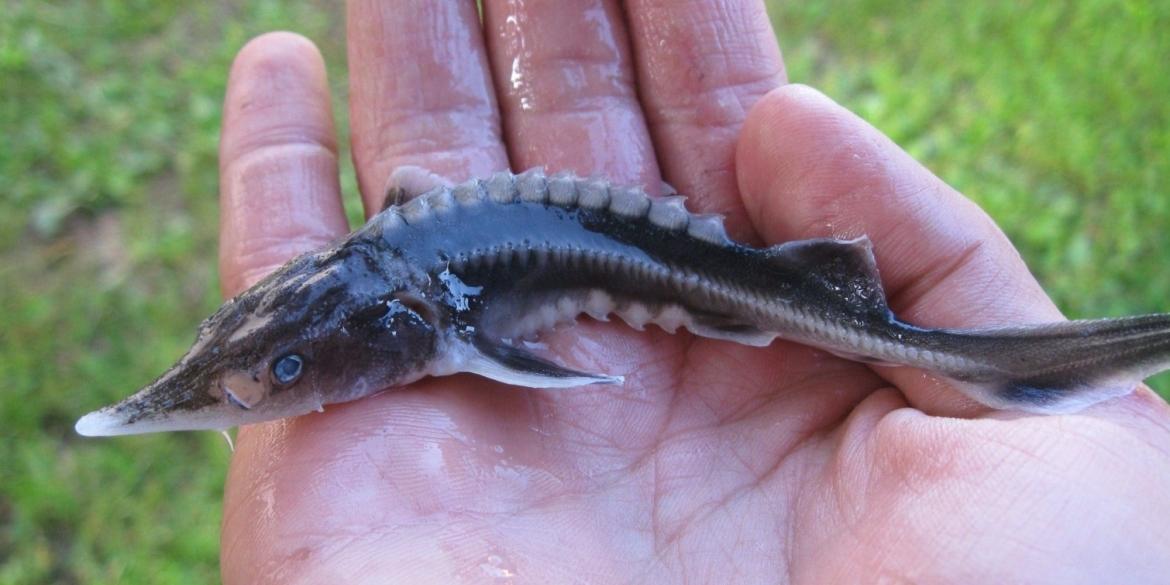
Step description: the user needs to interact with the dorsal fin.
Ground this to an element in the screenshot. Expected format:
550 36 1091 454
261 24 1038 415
768 237 891 319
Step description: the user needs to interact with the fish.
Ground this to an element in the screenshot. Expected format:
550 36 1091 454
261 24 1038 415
75 168 1170 436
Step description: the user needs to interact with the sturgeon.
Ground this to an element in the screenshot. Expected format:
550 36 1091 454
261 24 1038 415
76 169 1170 436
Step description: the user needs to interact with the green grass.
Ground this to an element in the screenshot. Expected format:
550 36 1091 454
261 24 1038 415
1 1 1167 582
771 1 1170 321
0 1 350 582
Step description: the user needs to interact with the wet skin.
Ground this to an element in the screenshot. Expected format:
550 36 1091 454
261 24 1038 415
206 2 1170 584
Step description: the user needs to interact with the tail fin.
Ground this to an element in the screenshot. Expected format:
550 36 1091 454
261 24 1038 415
942 314 1170 413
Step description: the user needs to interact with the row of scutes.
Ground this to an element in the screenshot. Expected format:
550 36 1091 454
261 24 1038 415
389 169 734 245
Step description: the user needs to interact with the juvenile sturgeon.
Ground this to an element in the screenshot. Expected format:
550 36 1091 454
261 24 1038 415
77 169 1170 436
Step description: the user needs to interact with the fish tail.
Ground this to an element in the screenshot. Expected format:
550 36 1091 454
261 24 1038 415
938 314 1170 413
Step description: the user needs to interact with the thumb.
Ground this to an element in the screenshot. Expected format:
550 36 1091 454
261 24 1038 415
736 84 1062 415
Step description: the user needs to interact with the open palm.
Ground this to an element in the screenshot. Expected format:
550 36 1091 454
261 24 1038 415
217 2 1170 583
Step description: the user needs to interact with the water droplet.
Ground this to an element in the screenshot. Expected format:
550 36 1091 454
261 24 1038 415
480 553 517 579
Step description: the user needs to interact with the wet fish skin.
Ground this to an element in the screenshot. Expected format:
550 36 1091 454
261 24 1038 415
76 169 1170 436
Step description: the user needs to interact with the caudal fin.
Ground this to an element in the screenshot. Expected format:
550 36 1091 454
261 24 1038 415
941 314 1170 413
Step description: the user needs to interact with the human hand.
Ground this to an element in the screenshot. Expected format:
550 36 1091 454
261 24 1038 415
216 1 1170 583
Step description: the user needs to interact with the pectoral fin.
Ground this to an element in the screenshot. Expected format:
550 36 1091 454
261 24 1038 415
463 335 623 388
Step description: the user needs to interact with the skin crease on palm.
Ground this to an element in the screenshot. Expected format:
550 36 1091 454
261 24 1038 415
215 1 1170 583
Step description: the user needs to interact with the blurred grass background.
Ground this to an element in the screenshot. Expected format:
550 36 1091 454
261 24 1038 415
1 0 1166 582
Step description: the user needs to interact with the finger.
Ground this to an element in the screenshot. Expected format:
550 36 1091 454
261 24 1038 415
737 85 1062 414
217 32 348 582
625 0 784 238
347 0 508 214
738 85 1061 326
482 0 658 187
218 32 348 296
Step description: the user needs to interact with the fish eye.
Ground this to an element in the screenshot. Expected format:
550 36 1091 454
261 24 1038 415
272 354 304 384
